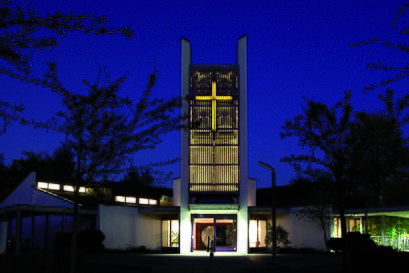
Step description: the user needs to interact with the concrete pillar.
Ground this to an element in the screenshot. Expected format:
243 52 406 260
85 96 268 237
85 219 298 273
16 208 21 253
62 213 65 232
381 215 385 246
45 213 49 249
180 37 192 254
0 214 7 253
237 35 248 254
31 215 35 249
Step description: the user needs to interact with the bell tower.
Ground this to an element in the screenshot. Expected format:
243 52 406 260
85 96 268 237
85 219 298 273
179 36 248 253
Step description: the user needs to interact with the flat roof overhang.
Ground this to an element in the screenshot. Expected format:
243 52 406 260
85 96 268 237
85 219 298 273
189 204 239 214
0 204 97 217
138 206 180 215
248 206 291 215
333 205 409 219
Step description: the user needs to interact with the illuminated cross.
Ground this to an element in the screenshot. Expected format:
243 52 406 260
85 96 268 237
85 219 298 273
195 75 232 131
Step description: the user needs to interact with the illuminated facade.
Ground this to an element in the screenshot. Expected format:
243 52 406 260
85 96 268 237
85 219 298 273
178 36 249 253
0 36 331 255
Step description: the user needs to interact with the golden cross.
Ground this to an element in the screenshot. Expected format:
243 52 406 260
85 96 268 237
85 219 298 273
196 77 232 131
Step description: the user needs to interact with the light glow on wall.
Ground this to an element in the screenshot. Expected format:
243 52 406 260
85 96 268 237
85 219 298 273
38 182 88 193
162 220 179 247
249 220 266 247
114 196 157 205
64 185 74 192
48 183 60 190
115 196 126 202
37 182 48 189
126 197 136 204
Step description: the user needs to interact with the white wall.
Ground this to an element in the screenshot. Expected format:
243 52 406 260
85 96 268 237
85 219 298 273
247 178 256 206
277 207 329 250
98 205 161 250
173 178 181 206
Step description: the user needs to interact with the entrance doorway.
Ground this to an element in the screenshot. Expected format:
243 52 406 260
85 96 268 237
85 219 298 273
192 215 236 252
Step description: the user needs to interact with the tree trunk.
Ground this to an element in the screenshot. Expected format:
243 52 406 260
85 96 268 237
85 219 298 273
71 138 82 273
319 214 330 253
339 201 351 272
70 184 79 273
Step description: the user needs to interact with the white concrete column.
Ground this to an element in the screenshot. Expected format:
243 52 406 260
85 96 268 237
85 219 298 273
180 37 192 253
237 35 249 253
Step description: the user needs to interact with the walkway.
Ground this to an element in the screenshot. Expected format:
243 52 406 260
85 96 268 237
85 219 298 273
84 252 344 273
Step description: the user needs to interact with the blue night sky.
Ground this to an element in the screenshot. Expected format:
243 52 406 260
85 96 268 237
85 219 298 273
1 0 408 188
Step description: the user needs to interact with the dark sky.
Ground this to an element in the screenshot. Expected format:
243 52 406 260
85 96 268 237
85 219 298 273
1 0 408 188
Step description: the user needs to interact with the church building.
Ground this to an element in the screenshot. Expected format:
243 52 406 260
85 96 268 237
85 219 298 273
0 36 329 254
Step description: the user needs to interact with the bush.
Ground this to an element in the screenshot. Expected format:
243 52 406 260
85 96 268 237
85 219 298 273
278 246 324 254
53 232 72 249
53 229 105 253
77 229 105 253
350 245 407 271
0 249 83 273
326 232 376 252
265 223 292 247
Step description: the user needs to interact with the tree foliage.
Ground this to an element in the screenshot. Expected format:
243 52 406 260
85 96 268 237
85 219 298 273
350 3 409 93
42 64 181 183
0 0 133 133
281 90 409 198
280 90 409 267
37 64 180 273
0 144 75 201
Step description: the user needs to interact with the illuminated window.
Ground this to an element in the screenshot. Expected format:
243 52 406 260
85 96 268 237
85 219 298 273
115 196 126 202
64 185 75 192
249 220 267 248
149 199 157 205
139 198 149 205
48 183 60 190
126 197 137 204
37 182 48 189
162 220 179 247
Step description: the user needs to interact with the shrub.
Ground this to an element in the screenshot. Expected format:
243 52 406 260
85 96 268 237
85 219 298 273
77 229 105 253
0 249 83 273
53 232 72 249
265 223 292 247
326 232 376 252
53 229 105 253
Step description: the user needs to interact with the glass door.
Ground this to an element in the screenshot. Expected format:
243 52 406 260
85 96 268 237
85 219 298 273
214 219 235 251
192 215 237 252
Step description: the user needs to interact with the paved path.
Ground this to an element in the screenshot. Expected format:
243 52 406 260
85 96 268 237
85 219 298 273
84 252 345 273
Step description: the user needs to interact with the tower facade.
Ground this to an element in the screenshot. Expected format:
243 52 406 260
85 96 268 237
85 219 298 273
179 36 248 253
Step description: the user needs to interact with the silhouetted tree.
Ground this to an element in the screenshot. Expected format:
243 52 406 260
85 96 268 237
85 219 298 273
42 65 180 272
280 90 409 270
351 3 409 93
0 0 133 134
0 145 75 202
121 168 154 187
290 174 334 252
